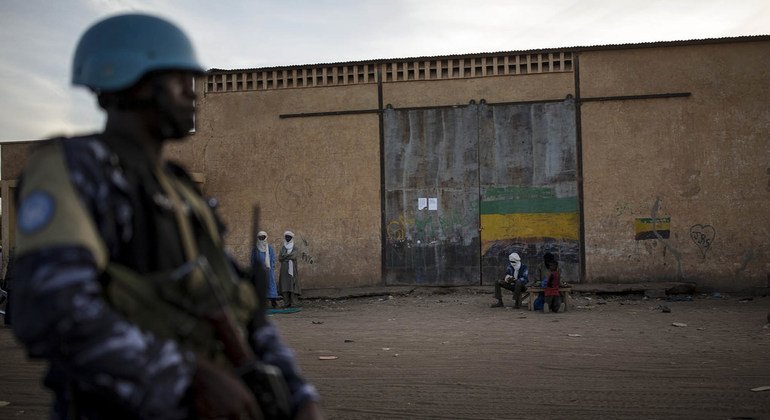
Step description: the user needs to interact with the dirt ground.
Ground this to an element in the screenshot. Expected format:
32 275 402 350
1 289 769 419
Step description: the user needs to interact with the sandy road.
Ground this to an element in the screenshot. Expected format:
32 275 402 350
1 290 769 419
276 290 770 420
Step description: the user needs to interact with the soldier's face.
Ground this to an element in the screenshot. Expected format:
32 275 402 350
151 71 197 139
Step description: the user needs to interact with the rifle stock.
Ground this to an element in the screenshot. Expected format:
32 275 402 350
196 206 292 419
206 306 291 420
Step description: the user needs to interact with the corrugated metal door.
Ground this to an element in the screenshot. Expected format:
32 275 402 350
478 100 580 285
383 99 579 285
383 105 480 285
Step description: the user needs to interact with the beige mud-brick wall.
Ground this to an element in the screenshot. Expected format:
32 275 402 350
579 41 770 291
1 142 33 266
168 83 381 288
1 142 33 180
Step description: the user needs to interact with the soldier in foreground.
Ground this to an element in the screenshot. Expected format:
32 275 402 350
12 13 321 419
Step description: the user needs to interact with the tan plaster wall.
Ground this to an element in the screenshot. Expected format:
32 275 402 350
167 84 382 288
579 41 770 291
1 142 33 180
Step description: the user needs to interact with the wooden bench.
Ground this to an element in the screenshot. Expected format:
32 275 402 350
525 287 573 312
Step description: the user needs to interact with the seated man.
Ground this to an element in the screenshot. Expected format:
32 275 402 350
534 252 556 287
491 252 529 309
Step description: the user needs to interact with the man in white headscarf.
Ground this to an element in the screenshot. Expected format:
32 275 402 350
251 231 278 308
491 252 529 308
278 231 302 307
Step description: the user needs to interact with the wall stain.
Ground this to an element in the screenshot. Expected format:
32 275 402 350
766 167 770 192
680 169 701 198
274 174 312 213
735 249 755 276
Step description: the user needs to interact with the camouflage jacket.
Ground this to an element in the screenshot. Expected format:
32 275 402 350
12 135 317 419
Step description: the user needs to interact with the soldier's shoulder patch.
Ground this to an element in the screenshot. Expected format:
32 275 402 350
18 190 56 234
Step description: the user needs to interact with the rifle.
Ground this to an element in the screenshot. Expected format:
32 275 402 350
194 204 291 419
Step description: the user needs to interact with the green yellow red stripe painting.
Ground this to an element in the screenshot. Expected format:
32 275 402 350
634 217 670 240
480 186 579 255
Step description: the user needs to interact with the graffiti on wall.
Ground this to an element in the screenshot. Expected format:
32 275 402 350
386 215 414 242
298 235 316 265
386 208 476 244
614 202 633 217
689 224 715 258
634 217 671 240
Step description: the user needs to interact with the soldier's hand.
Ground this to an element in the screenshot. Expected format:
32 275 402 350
295 400 323 420
192 357 260 420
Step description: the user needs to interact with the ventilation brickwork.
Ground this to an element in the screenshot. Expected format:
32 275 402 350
205 52 573 93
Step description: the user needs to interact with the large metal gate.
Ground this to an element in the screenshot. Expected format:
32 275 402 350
383 99 579 285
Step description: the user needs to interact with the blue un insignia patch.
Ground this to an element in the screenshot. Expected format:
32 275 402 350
18 190 56 234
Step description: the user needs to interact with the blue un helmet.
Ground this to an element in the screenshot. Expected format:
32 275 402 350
72 14 204 92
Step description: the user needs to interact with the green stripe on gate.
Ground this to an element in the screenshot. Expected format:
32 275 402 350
480 197 578 214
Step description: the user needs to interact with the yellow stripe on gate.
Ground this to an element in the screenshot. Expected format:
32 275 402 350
480 213 579 242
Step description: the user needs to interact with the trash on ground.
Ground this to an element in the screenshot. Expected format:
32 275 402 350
568 334 582 337
750 386 770 392
318 355 338 360
344 339 354 343
672 322 688 327
311 321 324 324
0 401 9 407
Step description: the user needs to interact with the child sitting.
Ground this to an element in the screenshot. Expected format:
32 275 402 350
544 260 561 313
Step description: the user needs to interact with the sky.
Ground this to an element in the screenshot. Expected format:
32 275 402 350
0 0 768 142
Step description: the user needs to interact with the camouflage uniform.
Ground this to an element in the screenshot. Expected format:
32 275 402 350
12 136 318 419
